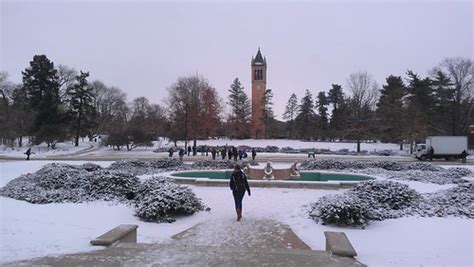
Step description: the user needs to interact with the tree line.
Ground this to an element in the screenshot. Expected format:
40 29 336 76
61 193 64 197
0 55 473 151
281 59 473 152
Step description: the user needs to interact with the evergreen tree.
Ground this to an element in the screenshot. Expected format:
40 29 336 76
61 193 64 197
68 71 96 146
260 89 274 138
376 75 406 146
316 91 329 140
283 93 298 138
328 84 345 140
295 89 316 140
405 70 435 151
227 78 251 138
431 71 454 135
22 55 67 147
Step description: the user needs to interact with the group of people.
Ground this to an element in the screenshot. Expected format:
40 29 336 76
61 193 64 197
168 145 258 162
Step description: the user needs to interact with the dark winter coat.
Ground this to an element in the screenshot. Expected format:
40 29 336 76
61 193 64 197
229 170 251 195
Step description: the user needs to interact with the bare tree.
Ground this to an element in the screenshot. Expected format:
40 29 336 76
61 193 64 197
90 80 128 134
433 57 474 135
57 64 78 101
167 75 222 149
346 71 379 152
0 72 14 145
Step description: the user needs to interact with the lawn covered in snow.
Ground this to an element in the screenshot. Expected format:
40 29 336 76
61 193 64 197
0 138 413 159
0 160 473 266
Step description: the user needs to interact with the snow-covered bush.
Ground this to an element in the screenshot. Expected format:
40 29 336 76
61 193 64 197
280 147 296 153
356 168 470 185
191 160 236 169
419 183 474 218
0 163 140 203
308 194 369 227
299 159 472 184
242 159 259 166
308 180 422 227
299 159 445 172
133 177 207 223
108 158 183 175
352 180 421 211
81 163 103 172
264 146 279 153
0 163 89 203
87 170 140 201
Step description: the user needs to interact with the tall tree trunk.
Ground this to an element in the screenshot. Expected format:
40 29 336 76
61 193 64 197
75 99 83 147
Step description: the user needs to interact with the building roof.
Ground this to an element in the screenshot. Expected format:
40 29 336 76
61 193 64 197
252 48 266 65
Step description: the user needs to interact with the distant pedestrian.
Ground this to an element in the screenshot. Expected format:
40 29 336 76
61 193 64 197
232 146 238 162
211 147 217 160
205 146 209 156
187 146 191 156
229 164 251 221
251 148 257 160
461 150 467 163
238 148 243 160
168 147 174 158
179 149 185 161
428 146 434 161
221 148 226 160
24 147 32 161
228 147 233 160
192 145 197 156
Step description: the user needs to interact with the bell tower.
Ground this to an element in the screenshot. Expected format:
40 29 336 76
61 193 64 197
251 48 267 139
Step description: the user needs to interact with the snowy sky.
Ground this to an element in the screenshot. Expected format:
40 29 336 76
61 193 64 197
1 0 473 119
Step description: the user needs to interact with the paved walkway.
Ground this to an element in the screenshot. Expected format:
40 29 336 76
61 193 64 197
3 219 366 266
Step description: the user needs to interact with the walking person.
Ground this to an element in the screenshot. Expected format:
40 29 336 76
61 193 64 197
229 164 251 221
232 146 238 162
238 148 243 161
187 146 191 156
429 146 435 161
178 148 184 161
168 147 174 158
24 147 32 161
211 147 217 160
221 148 226 160
228 147 233 160
251 148 257 160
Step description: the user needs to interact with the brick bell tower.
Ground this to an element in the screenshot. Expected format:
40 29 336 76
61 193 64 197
251 48 267 138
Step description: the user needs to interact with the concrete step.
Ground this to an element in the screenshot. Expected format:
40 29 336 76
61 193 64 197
4 243 366 267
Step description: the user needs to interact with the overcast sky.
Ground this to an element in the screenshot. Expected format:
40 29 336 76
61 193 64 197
1 0 473 118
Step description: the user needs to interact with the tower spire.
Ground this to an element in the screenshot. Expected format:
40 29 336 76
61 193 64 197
253 48 265 64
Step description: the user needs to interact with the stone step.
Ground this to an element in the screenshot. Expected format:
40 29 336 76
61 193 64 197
4 243 366 267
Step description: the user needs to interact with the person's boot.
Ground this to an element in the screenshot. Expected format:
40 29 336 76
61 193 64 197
237 208 242 221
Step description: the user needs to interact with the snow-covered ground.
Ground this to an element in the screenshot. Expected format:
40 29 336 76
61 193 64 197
0 140 96 159
0 160 473 266
0 138 413 159
177 139 407 152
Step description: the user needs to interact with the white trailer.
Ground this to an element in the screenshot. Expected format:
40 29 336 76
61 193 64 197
415 136 468 161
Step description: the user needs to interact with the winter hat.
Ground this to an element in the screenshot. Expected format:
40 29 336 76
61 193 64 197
234 164 241 171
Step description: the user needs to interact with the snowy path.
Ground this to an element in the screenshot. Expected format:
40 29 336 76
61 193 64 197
170 218 311 250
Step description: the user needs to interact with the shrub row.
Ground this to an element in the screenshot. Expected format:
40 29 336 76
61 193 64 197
0 162 207 223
